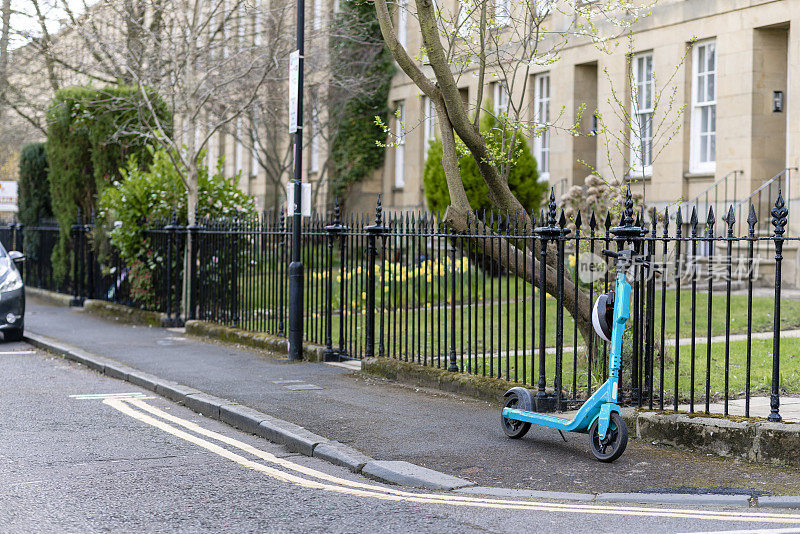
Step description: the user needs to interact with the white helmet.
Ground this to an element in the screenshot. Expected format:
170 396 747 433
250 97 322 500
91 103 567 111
592 292 614 342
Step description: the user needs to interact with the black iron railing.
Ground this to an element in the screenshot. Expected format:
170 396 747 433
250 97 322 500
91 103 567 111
3 186 796 421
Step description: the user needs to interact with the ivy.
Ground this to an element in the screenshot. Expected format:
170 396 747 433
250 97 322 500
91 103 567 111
327 0 395 198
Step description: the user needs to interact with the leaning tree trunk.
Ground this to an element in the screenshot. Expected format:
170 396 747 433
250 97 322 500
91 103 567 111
444 206 594 349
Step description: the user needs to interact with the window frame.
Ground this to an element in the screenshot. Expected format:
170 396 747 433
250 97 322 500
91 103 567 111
690 39 717 174
314 0 324 31
493 81 509 117
397 0 408 48
423 96 436 160
456 0 472 39
394 101 406 188
310 115 320 174
630 51 654 178
235 117 245 175
533 72 550 182
495 0 510 26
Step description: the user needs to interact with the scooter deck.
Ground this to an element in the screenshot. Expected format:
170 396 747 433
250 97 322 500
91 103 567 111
501 409 582 431
502 380 617 434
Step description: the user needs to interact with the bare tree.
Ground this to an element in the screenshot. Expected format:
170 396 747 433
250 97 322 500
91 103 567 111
372 0 657 342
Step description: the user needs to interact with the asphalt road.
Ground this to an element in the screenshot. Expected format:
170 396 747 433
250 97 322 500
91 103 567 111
25 300 800 496
4 343 800 533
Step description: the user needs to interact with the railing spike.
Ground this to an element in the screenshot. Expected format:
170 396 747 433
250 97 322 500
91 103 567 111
747 203 758 226
725 204 735 226
771 189 788 236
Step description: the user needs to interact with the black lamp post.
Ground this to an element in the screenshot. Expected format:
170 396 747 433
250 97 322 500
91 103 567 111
287 0 305 360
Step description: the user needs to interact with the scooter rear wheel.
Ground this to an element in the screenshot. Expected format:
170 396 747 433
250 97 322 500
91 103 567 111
588 412 628 462
501 388 532 439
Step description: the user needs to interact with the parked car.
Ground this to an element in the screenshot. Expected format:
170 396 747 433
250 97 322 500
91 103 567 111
0 244 25 341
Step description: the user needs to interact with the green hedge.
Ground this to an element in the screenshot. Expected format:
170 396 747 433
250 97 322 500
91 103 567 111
45 85 171 280
18 142 52 258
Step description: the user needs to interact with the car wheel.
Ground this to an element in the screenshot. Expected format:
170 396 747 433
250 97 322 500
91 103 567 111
5 327 24 342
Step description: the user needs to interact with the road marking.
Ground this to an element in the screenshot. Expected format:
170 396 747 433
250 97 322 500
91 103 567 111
70 392 151 400
271 380 304 384
283 384 323 391
99 397 800 524
0 350 36 355
680 529 800 534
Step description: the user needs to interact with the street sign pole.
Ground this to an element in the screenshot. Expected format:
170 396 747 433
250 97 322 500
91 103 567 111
287 2 304 360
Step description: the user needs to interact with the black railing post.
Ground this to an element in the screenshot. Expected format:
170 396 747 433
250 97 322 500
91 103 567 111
231 220 240 328
534 189 561 412
14 222 24 282
70 211 83 307
85 215 95 301
365 196 387 359
278 213 286 337
631 213 642 406
323 202 342 360
768 190 787 422
187 220 199 321
554 210 570 409
704 206 716 414
448 220 459 373
378 215 388 358
11 221 20 252
609 185 644 401
646 211 657 409
673 207 683 412
723 205 735 415
164 214 177 326
745 205 757 418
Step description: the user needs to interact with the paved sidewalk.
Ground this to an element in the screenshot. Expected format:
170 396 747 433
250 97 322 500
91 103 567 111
25 299 800 494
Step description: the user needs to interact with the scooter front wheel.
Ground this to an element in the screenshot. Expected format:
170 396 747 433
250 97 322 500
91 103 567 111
501 387 532 439
588 412 628 462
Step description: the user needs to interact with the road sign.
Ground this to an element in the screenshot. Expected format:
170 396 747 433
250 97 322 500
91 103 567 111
0 182 18 212
288 50 300 134
286 182 312 217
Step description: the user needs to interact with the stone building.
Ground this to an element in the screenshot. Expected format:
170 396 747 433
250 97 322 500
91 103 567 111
372 0 798 233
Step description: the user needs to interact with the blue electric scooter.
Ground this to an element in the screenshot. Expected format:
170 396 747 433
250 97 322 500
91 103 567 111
501 248 637 462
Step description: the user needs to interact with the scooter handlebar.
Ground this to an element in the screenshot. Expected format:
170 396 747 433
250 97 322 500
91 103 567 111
601 249 619 258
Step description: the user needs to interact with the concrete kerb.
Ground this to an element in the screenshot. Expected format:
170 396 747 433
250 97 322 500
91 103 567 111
25 287 73 307
633 411 800 468
22 331 800 508
27 289 170 327
184 320 326 362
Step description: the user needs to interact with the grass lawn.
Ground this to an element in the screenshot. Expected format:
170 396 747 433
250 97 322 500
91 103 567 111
415 336 800 403
318 288 798 359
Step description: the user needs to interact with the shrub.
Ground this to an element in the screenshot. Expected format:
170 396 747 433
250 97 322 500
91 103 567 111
423 113 547 216
17 143 52 258
45 85 171 281
98 146 256 267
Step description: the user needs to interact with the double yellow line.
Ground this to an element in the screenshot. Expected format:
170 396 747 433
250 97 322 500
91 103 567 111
104 397 800 524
